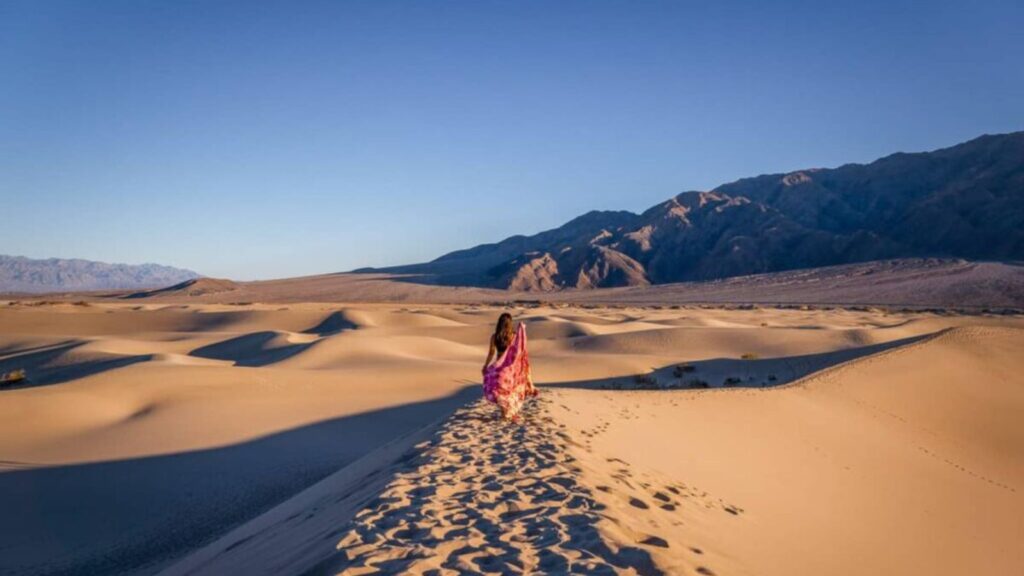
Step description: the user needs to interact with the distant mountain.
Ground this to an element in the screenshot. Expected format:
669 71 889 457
367 131 1024 290
0 255 200 294
359 210 643 289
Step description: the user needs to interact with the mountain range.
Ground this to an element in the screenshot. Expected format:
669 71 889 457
0 255 199 294
365 131 1024 290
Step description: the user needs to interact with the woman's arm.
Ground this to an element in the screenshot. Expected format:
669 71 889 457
482 334 496 373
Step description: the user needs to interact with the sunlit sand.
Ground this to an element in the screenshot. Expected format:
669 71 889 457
1 300 1021 574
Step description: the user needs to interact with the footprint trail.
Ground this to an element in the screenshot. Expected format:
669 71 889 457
319 396 741 575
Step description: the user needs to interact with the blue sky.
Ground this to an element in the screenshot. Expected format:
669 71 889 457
2 0 1022 279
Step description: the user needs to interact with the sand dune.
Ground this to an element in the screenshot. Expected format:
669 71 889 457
190 330 322 367
162 398 744 576
0 302 1021 574
548 326 1024 576
314 397 740 575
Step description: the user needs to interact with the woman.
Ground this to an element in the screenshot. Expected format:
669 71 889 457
482 312 538 421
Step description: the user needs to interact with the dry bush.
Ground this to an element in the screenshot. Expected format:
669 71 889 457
0 369 27 387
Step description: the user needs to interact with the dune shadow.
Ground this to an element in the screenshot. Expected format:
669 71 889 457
302 311 358 336
0 341 151 390
189 331 314 367
176 311 261 333
0 386 478 576
545 333 932 391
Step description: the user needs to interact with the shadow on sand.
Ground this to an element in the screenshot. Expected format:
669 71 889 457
189 331 315 367
545 332 933 391
0 386 478 576
0 341 152 390
302 311 359 336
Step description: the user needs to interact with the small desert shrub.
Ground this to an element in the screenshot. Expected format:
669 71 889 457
672 364 696 378
0 369 27 387
740 353 759 360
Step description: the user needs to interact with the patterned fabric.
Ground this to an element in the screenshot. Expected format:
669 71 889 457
483 323 535 419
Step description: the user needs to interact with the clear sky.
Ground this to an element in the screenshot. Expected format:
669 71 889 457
2 0 1022 279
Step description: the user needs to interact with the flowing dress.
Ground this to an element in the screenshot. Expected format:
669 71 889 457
483 323 535 419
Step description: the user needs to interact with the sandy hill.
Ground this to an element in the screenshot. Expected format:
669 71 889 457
124 277 239 298
365 131 1024 290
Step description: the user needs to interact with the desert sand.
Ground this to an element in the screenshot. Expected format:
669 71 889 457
1 299 1022 575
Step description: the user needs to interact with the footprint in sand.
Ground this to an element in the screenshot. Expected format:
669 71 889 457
629 497 650 510
314 397 727 576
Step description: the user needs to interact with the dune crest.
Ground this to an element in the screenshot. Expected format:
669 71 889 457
321 397 738 575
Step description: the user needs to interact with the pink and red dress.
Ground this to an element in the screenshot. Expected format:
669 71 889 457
483 323 536 419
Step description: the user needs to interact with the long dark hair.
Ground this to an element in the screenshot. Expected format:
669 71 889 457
493 312 515 353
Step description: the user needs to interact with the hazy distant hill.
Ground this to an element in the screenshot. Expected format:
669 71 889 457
367 131 1024 290
0 255 199 294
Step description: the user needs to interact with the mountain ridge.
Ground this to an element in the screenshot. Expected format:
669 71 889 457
0 254 200 294
363 131 1024 291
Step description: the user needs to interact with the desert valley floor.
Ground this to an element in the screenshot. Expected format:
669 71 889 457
0 301 1022 575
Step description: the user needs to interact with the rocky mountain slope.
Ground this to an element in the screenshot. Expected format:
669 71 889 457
0 255 199 293
368 131 1024 290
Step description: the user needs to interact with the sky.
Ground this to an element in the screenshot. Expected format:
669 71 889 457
2 1 1022 280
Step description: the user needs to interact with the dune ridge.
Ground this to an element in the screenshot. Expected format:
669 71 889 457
163 397 744 576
